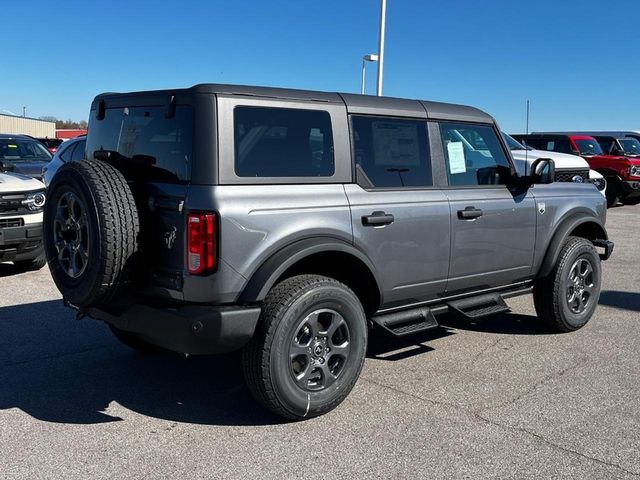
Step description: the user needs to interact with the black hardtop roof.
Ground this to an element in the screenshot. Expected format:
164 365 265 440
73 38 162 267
92 83 494 123
0 133 32 139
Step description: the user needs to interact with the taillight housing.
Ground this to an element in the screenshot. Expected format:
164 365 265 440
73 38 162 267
187 212 216 275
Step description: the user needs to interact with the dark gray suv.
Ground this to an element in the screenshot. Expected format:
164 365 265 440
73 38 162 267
43 84 613 419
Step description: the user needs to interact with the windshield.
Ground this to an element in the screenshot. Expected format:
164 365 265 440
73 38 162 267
0 138 52 162
574 139 603 156
501 132 529 151
619 138 640 156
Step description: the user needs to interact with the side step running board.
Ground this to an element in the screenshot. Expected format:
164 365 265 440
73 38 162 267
447 293 510 320
371 307 439 338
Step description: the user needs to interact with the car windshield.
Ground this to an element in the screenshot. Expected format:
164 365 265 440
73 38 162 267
574 139 603 156
501 132 529 151
619 138 640 156
0 138 52 162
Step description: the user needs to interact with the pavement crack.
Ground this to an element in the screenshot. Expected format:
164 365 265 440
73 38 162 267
466 336 505 367
361 373 639 477
474 411 640 477
359 376 463 411
480 356 588 412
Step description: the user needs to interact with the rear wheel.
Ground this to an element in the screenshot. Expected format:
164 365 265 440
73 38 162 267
533 236 601 332
242 275 367 420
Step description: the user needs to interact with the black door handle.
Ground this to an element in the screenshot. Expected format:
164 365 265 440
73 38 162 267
362 211 395 226
457 206 483 220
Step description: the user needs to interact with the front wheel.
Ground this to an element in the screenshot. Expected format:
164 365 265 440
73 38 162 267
605 177 622 207
242 275 367 420
533 236 602 332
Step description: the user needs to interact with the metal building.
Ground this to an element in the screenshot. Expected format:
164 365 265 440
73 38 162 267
0 113 56 137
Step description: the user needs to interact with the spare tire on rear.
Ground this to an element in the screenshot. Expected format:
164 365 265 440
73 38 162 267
44 160 140 309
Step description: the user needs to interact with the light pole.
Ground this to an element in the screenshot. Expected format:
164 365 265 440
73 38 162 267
376 0 387 96
361 54 378 95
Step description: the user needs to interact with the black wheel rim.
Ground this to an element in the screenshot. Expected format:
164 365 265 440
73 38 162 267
289 308 351 392
53 191 90 279
566 257 595 314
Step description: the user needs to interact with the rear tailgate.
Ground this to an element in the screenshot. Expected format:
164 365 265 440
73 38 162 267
86 95 195 298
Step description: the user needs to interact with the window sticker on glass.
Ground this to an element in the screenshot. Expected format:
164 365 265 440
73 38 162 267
447 141 466 174
372 122 420 166
547 141 555 150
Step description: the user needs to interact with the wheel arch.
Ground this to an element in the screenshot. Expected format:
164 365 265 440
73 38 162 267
538 214 607 279
238 238 382 316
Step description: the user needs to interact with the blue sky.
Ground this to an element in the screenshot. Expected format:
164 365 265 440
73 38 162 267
1 0 638 132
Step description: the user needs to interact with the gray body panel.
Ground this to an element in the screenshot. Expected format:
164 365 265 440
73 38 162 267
528 183 607 274
190 184 353 303
344 184 450 308
445 186 537 293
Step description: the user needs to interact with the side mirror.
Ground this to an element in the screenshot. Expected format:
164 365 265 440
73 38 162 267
530 158 555 184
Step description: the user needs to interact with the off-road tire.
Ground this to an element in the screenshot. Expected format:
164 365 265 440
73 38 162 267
605 177 622 207
242 275 367 420
107 324 168 354
13 255 46 271
44 160 140 308
533 236 601 332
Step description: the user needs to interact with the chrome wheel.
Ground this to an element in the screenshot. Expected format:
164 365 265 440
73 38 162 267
53 191 89 278
289 308 351 391
566 257 595 314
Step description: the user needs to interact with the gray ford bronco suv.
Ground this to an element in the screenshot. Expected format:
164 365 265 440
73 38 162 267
43 84 613 419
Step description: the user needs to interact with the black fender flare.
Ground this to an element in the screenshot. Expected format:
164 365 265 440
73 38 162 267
538 213 608 279
238 237 381 304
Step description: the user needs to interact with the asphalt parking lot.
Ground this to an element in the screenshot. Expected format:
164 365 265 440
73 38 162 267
0 205 638 480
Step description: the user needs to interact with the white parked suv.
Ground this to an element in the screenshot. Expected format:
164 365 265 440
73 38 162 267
503 133 606 197
0 171 46 270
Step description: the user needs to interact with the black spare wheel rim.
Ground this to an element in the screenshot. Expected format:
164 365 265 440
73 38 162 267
53 191 90 279
289 308 351 391
566 257 595 314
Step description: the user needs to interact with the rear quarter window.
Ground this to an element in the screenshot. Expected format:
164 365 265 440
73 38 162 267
233 106 335 177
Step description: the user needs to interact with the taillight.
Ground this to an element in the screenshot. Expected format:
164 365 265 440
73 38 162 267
187 212 216 275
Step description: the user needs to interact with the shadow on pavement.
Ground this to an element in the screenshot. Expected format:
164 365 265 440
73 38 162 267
599 290 640 312
439 311 553 335
0 300 282 426
0 263 32 278
367 327 454 361
0 299 557 426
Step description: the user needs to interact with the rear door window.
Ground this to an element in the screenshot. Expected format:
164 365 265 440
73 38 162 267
234 106 334 177
351 116 431 188
87 105 193 182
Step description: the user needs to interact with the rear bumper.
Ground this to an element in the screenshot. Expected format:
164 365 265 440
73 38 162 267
0 223 43 262
87 301 261 355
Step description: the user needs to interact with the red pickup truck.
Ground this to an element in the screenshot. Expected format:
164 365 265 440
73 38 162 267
513 133 640 207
